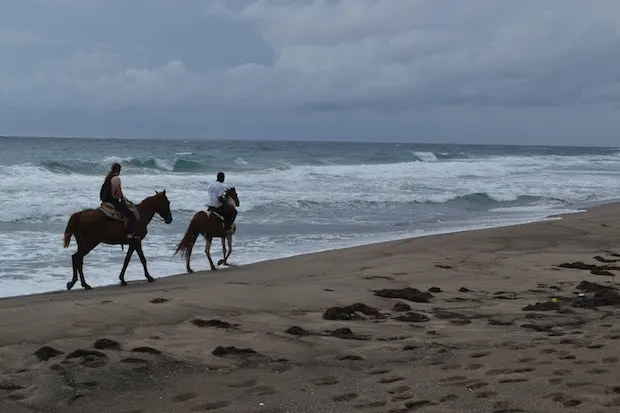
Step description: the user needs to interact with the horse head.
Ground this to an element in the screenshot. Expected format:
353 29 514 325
225 187 240 208
152 189 173 224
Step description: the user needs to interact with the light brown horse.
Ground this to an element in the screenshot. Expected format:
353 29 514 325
63 190 173 290
173 187 239 272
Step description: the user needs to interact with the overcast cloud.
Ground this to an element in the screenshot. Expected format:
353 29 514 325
1 0 620 145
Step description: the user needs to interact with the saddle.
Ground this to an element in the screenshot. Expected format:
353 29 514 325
99 201 140 228
205 209 236 235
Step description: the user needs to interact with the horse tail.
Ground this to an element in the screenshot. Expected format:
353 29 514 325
63 212 80 248
173 215 200 260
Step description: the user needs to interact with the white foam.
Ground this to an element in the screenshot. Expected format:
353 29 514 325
2 151 620 298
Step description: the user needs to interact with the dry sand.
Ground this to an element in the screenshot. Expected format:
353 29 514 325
2 203 620 412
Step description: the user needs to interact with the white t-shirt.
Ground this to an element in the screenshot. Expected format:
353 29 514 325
206 181 227 208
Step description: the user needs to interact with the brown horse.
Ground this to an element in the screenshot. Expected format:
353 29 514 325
63 190 173 290
173 187 239 272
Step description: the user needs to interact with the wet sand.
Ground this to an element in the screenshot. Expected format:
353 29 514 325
1 203 620 412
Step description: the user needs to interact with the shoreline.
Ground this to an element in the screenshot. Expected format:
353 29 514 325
0 202 587 301
0 199 609 303
1 199 620 412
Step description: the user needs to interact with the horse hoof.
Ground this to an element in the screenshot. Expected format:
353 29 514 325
217 259 224 266
83 284 92 290
147 277 155 283
187 268 194 274
211 267 218 271
120 281 128 287
66 282 74 291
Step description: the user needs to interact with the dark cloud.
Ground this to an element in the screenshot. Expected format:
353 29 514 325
1 0 620 144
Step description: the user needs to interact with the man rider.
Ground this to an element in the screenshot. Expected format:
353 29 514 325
206 172 237 233
100 162 137 239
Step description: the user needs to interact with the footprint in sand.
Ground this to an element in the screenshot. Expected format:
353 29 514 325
388 386 411 394
548 378 563 385
171 393 197 403
440 394 459 402
368 368 391 375
333 393 358 402
227 379 256 388
468 382 490 390
392 394 413 402
485 369 511 376
511 367 535 373
439 364 462 371
476 391 499 399
353 401 387 409
588 368 610 375
438 375 469 385
466 364 484 371
404 400 433 410
498 378 528 384
314 377 340 386
603 357 619 364
251 385 277 396
378 376 405 384
566 381 595 388
469 351 491 359
189 401 231 411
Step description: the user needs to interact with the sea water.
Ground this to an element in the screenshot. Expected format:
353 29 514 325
1 136 619 298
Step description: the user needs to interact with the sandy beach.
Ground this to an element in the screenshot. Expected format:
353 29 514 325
1 203 620 413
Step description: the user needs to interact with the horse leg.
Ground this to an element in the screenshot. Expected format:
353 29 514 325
217 237 227 267
118 242 136 286
205 235 217 271
218 235 233 266
67 253 79 290
135 241 155 283
74 239 97 290
185 232 199 274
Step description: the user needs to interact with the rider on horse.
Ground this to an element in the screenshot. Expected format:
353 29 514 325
206 172 237 233
100 162 137 239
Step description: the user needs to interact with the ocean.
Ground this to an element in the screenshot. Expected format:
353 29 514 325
1 136 619 298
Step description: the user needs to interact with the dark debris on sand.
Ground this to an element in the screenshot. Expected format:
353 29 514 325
392 302 411 312
93 338 121 351
572 289 620 309
393 312 430 323
329 327 370 340
191 318 239 329
212 346 258 357
131 347 162 355
522 302 561 312
65 349 108 368
576 280 613 292
557 261 620 272
594 255 620 263
338 354 365 361
285 326 313 336
34 346 64 362
323 303 385 321
374 287 433 303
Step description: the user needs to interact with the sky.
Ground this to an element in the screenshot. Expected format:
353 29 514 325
1 0 620 146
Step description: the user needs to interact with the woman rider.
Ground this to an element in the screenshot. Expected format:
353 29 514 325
100 162 136 239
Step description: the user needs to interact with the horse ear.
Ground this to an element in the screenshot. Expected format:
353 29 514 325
162 189 166 195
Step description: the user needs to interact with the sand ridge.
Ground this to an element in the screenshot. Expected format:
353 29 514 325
1 203 620 412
